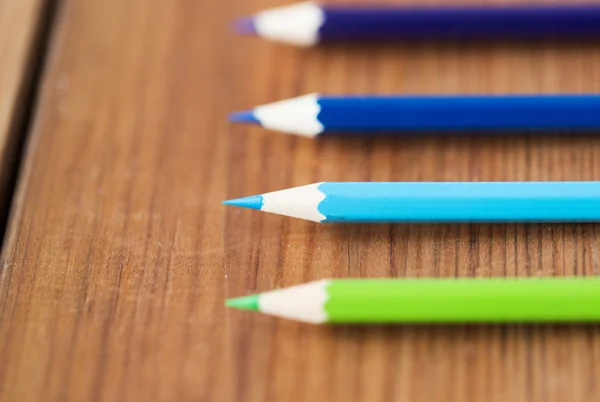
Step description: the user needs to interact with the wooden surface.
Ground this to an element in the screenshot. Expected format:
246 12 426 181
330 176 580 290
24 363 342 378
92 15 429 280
0 0 48 227
2 0 600 401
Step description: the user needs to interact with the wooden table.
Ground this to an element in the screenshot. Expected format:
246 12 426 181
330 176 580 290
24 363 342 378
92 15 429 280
1 0 600 401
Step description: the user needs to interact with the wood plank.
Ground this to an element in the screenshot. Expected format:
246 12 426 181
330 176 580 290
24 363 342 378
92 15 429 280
0 0 49 232
1 0 600 401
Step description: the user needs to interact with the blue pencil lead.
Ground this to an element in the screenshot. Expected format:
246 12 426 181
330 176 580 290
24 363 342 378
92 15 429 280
223 195 263 211
229 110 260 124
232 17 256 35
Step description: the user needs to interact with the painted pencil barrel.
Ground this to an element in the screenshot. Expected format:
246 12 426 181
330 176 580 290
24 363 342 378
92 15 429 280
320 6 600 41
317 96 600 132
325 279 600 323
319 182 600 223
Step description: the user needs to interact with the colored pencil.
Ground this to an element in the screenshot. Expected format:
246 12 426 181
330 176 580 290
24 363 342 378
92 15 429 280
226 278 600 324
234 2 600 46
229 94 600 137
223 182 600 223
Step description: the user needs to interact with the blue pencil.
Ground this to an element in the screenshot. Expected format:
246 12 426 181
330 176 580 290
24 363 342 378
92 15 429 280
234 2 600 46
223 182 600 223
230 94 600 137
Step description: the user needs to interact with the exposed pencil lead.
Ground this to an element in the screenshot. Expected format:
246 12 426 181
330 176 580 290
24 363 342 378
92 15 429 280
232 17 256 35
225 295 260 311
223 195 263 211
229 110 260 124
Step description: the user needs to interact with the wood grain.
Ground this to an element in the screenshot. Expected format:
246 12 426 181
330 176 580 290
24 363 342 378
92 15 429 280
1 0 600 401
0 0 48 231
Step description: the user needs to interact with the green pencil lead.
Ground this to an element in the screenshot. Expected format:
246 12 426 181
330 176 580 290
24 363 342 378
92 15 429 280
225 295 260 311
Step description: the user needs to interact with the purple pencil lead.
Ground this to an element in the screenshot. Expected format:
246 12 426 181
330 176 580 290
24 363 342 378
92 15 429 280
232 17 256 35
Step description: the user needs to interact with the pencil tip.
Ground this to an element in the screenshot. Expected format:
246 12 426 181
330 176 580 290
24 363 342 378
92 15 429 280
229 110 260 124
232 17 256 35
226 295 259 311
222 195 263 210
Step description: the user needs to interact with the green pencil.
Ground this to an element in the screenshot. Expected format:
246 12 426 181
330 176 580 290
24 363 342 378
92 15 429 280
226 278 600 324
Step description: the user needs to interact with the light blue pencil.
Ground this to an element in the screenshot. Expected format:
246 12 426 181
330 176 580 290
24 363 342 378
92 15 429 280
223 182 600 223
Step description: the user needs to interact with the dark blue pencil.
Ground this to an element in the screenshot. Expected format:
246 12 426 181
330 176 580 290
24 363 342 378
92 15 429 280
234 2 600 46
229 94 600 137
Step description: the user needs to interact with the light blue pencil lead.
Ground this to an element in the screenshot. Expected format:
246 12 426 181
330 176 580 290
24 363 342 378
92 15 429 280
223 195 263 211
